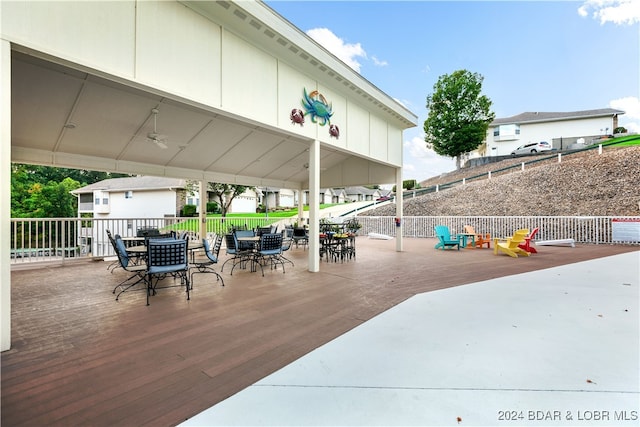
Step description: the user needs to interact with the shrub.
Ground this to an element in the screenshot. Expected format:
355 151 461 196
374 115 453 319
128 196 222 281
614 126 627 134
182 204 197 217
206 202 220 214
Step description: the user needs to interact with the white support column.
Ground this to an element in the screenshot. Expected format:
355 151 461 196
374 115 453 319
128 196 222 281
1 40 12 351
395 166 403 252
199 180 207 240
307 140 320 272
297 189 304 227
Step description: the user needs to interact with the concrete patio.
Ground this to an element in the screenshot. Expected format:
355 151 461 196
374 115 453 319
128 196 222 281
182 251 639 426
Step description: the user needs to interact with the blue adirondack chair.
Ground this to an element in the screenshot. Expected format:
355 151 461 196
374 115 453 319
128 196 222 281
434 225 462 250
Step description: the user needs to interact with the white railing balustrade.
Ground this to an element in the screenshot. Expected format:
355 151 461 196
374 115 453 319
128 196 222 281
9 215 639 265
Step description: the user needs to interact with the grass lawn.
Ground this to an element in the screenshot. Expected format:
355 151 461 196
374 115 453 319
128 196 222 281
604 134 640 147
166 204 342 234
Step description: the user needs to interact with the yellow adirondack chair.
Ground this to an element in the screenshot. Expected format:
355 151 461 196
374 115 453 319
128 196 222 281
493 229 530 258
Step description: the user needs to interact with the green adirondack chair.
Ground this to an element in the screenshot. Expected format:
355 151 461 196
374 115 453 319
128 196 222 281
434 225 462 250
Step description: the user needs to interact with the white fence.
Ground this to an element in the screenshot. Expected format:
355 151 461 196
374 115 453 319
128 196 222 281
9 215 640 265
356 216 640 245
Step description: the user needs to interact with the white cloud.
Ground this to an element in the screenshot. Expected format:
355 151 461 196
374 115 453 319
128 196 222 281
578 0 640 25
610 96 640 133
403 135 456 182
306 28 367 72
371 56 388 67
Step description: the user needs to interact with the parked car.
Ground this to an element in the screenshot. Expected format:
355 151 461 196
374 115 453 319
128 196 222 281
511 141 552 156
376 196 392 202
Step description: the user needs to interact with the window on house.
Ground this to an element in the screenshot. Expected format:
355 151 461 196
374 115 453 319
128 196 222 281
95 197 100 205
125 191 133 199
102 198 108 205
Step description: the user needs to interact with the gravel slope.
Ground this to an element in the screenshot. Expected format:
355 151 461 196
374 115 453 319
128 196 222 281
362 146 640 217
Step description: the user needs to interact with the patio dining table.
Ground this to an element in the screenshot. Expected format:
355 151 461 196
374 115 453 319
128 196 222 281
319 232 355 262
127 240 204 263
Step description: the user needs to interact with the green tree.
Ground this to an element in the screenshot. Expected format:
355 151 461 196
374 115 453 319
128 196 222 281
424 69 495 168
22 177 82 218
208 183 255 217
11 163 131 218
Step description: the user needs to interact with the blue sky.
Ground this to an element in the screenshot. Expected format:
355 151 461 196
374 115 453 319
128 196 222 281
266 0 640 182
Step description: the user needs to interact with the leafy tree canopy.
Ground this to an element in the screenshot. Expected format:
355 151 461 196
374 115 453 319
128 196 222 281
208 183 254 217
424 69 495 168
11 164 131 218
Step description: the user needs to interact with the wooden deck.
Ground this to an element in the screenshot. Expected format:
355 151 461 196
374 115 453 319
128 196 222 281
3 238 638 427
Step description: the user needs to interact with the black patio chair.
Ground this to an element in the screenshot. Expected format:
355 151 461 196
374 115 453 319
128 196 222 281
221 233 253 274
279 230 294 267
256 226 272 236
144 232 175 246
145 238 190 306
292 227 308 250
253 233 284 276
111 234 148 301
190 235 225 288
106 229 120 273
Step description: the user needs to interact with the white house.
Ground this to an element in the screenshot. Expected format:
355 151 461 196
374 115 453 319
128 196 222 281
72 176 188 218
227 188 260 213
71 176 189 256
345 186 382 202
485 108 624 156
258 187 296 211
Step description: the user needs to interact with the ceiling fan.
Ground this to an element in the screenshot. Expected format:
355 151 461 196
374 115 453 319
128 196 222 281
147 108 168 149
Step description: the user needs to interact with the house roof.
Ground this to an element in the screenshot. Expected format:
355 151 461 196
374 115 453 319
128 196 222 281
344 186 379 196
71 176 186 194
491 108 624 126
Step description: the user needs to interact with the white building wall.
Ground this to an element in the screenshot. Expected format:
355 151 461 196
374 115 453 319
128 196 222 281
1 0 407 188
488 117 618 156
228 188 258 213
96 189 178 218
279 189 295 207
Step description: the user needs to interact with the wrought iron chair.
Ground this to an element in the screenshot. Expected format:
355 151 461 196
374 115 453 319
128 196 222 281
190 235 225 288
144 232 175 246
256 226 272 236
111 234 148 301
145 238 190 305
292 227 308 250
106 229 121 273
253 233 284 276
221 232 254 274
279 229 295 267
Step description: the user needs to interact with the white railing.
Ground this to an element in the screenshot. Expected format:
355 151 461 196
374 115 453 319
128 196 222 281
356 216 640 245
9 216 299 264
9 215 639 265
